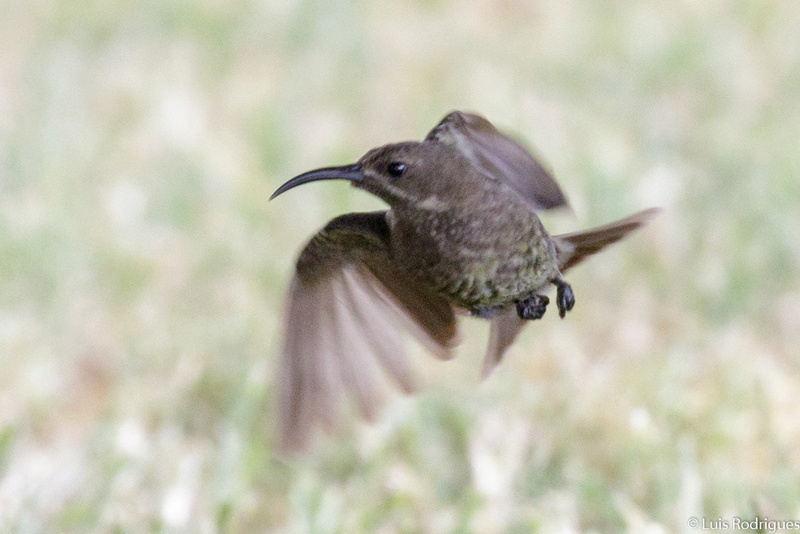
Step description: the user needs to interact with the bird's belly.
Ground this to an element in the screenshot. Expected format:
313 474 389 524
392 214 558 309
424 251 554 309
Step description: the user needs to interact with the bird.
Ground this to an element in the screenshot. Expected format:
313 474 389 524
270 110 658 452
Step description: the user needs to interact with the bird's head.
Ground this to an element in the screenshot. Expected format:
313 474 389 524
270 141 475 209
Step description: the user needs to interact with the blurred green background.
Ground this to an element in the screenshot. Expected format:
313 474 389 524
1 0 799 532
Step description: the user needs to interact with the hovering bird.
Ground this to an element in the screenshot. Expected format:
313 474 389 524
271 111 658 452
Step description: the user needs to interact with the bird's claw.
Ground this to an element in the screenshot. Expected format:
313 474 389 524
554 279 575 318
515 294 549 320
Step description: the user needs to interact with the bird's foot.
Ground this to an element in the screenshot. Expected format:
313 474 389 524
515 294 549 320
552 278 575 318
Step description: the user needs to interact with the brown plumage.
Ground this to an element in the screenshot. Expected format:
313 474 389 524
271 111 658 452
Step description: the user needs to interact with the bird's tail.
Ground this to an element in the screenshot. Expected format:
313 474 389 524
553 208 660 273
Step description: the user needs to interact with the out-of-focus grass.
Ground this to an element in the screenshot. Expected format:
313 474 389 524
1 0 799 532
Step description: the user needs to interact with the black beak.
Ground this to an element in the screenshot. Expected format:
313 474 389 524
270 163 364 200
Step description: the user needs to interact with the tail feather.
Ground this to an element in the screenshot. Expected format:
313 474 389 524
554 208 660 272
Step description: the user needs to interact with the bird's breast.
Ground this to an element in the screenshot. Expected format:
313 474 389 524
388 205 559 309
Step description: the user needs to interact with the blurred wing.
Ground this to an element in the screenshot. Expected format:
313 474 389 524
426 111 568 211
480 308 526 380
277 211 460 453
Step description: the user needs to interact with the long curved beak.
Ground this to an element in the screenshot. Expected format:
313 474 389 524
270 163 363 200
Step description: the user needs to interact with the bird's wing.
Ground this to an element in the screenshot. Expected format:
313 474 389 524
481 308 526 380
276 211 459 453
425 111 569 211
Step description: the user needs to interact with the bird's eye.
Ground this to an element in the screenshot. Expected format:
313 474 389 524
386 162 407 178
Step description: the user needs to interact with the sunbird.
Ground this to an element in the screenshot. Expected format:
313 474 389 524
271 111 658 452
